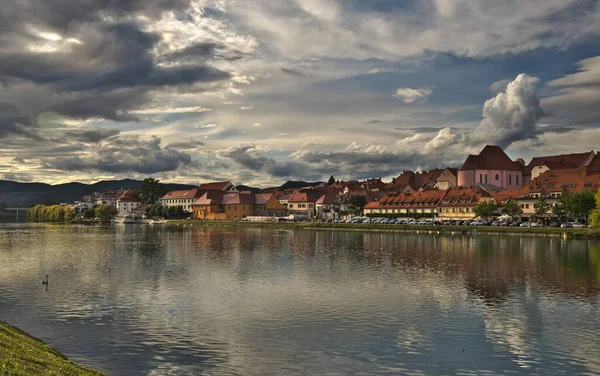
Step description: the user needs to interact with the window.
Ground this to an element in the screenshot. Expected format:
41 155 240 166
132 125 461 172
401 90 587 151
509 175 512 185
547 184 554 188
479 174 483 183
525 204 530 209
495 174 499 181
516 175 519 185
485 175 488 183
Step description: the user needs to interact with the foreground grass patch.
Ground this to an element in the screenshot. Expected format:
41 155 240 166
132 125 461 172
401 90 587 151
0 321 104 376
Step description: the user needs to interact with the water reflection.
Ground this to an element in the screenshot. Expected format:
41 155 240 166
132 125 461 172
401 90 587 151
0 224 599 375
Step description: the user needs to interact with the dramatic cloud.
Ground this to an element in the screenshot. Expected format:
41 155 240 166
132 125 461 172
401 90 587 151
543 56 600 125
218 145 314 178
43 136 192 173
63 128 121 143
470 74 544 147
393 88 433 104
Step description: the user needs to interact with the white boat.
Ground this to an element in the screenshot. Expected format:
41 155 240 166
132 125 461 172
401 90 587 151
149 219 166 224
113 215 136 224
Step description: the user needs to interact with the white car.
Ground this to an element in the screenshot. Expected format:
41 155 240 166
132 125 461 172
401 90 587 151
530 222 544 227
520 222 530 227
569 222 585 228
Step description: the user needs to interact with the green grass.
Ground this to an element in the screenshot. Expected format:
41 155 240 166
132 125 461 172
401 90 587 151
0 321 104 376
167 220 600 238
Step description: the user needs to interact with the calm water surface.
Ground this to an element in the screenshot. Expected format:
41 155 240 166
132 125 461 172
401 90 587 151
1 224 600 375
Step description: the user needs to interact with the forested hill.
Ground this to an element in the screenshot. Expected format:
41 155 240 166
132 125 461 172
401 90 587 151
0 179 196 207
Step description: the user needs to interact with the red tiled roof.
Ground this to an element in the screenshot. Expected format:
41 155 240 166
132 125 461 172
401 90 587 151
315 193 337 205
162 188 204 200
255 193 274 205
288 191 322 203
525 151 594 174
518 168 600 197
459 145 523 171
117 189 139 202
371 190 447 209
193 191 224 206
199 181 233 191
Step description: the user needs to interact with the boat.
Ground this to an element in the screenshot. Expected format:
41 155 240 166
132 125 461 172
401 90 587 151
149 219 166 224
113 214 136 224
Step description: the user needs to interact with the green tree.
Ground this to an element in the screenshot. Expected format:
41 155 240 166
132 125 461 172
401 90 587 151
327 175 335 185
136 178 167 204
95 204 118 222
562 191 596 224
534 196 552 223
473 200 498 220
64 207 76 222
501 198 522 218
552 200 566 220
589 190 600 228
82 208 96 219
346 195 367 216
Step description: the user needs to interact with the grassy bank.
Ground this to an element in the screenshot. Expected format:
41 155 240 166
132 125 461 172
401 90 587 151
0 321 104 376
167 220 600 239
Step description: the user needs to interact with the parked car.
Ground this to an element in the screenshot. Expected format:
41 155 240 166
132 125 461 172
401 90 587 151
491 221 500 226
530 222 544 227
550 222 561 228
510 221 520 227
408 220 418 225
470 220 483 226
569 222 585 228
560 222 573 228
520 222 530 227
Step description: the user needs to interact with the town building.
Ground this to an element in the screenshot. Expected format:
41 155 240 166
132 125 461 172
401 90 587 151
458 145 524 190
315 193 340 220
364 190 447 219
162 188 205 212
116 189 142 214
199 181 239 193
524 151 596 183
254 193 287 217
437 188 491 221
287 191 322 219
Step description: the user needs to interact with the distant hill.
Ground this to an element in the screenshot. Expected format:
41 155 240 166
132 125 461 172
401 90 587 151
0 179 197 207
278 180 324 190
235 184 261 193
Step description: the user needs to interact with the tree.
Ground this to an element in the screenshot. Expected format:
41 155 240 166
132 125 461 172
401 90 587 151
562 191 596 224
501 198 522 218
346 195 367 216
136 178 167 204
589 190 600 228
551 200 566 220
64 207 76 222
327 175 335 185
95 204 118 222
534 196 552 223
473 200 498 220
82 208 96 219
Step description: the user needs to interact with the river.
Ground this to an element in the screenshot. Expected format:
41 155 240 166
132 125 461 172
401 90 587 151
1 223 600 375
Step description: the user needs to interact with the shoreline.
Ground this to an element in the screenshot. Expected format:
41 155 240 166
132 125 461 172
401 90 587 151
0 321 104 376
165 220 600 239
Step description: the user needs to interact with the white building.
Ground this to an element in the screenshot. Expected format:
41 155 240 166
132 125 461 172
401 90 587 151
116 189 142 214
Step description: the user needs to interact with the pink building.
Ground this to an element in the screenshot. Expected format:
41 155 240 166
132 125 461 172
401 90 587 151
458 145 524 190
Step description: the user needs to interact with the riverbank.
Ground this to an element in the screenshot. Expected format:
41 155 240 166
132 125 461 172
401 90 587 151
166 220 600 239
0 321 104 376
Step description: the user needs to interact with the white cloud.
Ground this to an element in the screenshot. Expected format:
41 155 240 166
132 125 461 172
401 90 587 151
253 123 262 127
489 79 511 94
194 123 218 129
240 106 254 111
392 87 433 104
130 106 213 114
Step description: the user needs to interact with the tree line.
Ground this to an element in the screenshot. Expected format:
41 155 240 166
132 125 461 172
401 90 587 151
27 204 117 222
473 190 599 226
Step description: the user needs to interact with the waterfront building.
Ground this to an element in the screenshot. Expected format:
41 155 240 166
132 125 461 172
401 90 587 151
162 188 205 212
524 150 596 183
254 193 287 217
364 190 447 219
458 145 524 190
116 189 142 214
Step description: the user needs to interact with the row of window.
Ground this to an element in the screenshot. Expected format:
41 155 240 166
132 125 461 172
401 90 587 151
166 199 193 204
288 203 313 209
438 207 473 214
478 173 520 185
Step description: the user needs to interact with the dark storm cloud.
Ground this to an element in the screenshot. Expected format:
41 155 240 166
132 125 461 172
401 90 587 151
281 68 305 77
295 150 417 166
218 145 314 178
167 139 205 150
64 128 121 143
42 137 192 173
364 120 384 124
0 2 232 140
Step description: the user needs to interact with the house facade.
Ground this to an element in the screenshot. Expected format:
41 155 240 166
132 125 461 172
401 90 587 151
458 145 524 190
524 151 596 183
116 189 142 214
162 188 205 212
287 192 321 219
254 193 287 217
364 190 447 218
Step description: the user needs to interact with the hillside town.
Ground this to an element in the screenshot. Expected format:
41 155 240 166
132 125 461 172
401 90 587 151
49 145 600 227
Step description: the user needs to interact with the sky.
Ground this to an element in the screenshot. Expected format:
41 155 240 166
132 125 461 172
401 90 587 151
0 0 599 187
